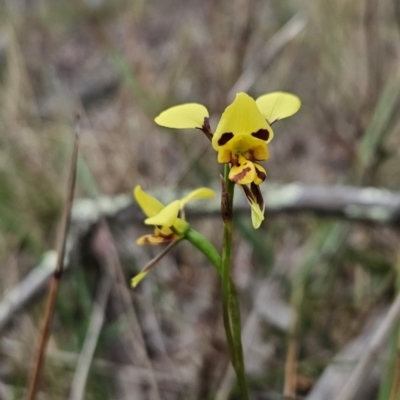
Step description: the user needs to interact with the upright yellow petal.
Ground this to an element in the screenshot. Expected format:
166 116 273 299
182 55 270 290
180 187 216 208
212 92 273 150
155 103 209 129
145 200 180 227
256 92 301 125
134 186 165 218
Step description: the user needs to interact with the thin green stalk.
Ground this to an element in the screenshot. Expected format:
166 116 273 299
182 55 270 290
221 164 249 400
186 227 245 377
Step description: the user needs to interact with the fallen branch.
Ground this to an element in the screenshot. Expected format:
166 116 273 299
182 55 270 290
1 183 400 334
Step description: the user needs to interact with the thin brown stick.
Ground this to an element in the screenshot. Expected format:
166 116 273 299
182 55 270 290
389 330 400 400
284 333 298 399
25 122 80 400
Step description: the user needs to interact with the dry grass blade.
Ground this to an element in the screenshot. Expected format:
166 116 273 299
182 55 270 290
68 274 112 400
284 332 298 399
335 293 400 400
94 220 162 400
25 123 80 400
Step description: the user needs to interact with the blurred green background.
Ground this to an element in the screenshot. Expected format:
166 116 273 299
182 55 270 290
1 0 400 399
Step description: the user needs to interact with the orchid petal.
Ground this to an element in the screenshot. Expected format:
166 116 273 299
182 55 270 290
136 233 174 245
229 155 256 185
155 103 209 129
180 187 216 208
250 203 265 229
254 163 267 185
131 270 149 287
242 184 265 229
212 92 273 151
145 200 180 227
256 92 301 125
134 186 164 218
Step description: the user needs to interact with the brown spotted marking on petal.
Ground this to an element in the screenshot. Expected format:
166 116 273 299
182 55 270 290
251 183 264 209
255 168 266 182
158 232 175 240
202 117 211 132
231 154 239 166
231 167 251 183
218 132 234 146
196 117 213 141
251 129 270 141
246 149 256 162
159 237 173 243
242 184 255 202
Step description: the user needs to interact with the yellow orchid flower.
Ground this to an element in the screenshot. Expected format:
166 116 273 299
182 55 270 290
134 186 216 245
132 186 216 287
154 91 300 228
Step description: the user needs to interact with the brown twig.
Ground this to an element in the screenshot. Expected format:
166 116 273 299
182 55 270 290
25 121 80 400
283 332 299 399
389 330 400 400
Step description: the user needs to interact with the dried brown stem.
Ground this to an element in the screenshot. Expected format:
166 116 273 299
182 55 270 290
389 331 400 400
284 333 299 399
25 125 79 400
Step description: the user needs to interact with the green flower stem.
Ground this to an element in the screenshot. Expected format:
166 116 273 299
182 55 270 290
182 168 248 399
185 227 244 366
221 164 249 400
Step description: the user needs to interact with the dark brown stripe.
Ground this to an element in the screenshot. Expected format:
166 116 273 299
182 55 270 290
256 168 266 182
251 183 264 210
242 184 255 202
218 132 234 146
231 167 251 183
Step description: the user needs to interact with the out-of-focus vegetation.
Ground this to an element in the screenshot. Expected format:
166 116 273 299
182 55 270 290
1 0 400 399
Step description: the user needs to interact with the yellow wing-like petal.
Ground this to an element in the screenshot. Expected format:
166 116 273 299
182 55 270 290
155 103 209 129
212 92 273 150
145 200 180 227
134 186 165 218
255 92 301 124
180 187 216 208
